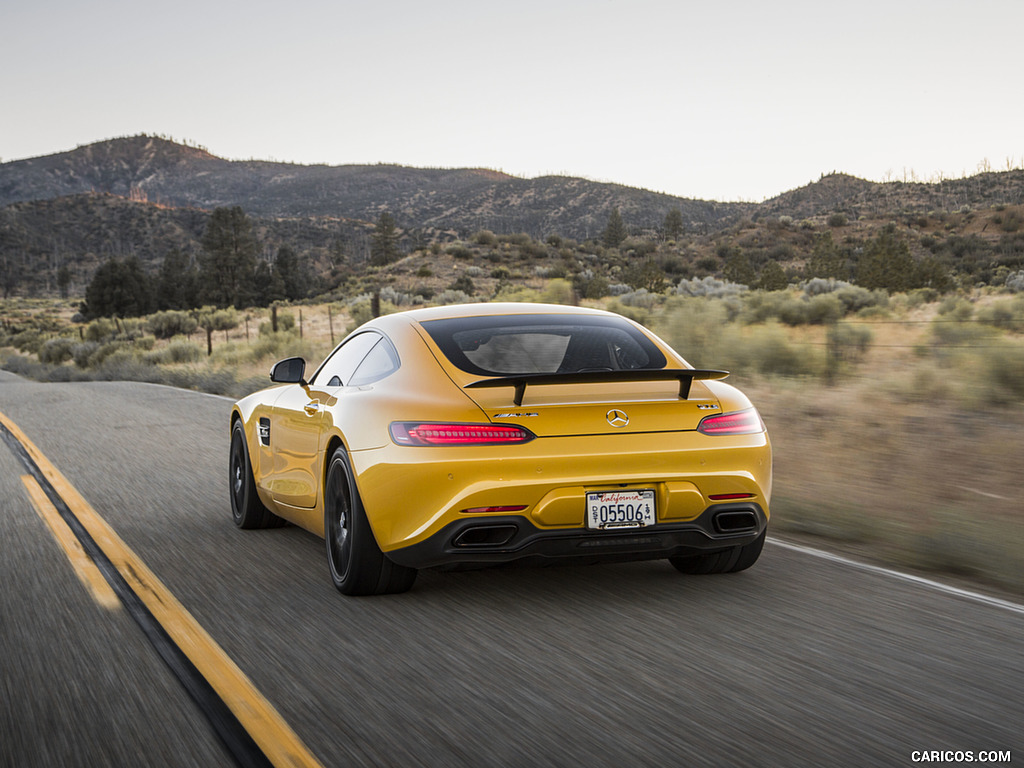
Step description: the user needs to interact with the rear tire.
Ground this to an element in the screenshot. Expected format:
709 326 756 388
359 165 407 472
324 447 417 596
669 530 765 575
230 420 283 529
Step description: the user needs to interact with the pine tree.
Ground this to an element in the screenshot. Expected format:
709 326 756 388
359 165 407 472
56 264 71 299
806 232 846 280
602 208 628 249
757 260 789 291
198 207 258 308
83 257 153 319
274 244 309 300
370 212 401 266
663 208 684 240
723 252 756 287
856 224 914 291
255 260 286 306
0 252 22 299
157 248 198 309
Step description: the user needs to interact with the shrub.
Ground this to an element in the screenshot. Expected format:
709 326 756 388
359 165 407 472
85 341 133 369
147 339 202 365
572 269 609 299
540 278 575 305
446 244 473 260
449 275 475 294
604 299 650 326
805 294 844 325
93 348 148 380
984 342 1024 401
675 276 747 298
434 289 471 305
656 298 731 367
148 310 198 339
616 289 661 310
827 323 873 363
747 323 819 376
38 337 76 365
930 318 992 348
975 299 1022 330
803 277 848 296
10 330 45 355
835 285 887 313
937 297 974 322
694 256 720 272
84 318 118 342
493 285 542 303
72 342 100 368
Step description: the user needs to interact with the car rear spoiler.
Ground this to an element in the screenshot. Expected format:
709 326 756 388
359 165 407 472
465 369 729 406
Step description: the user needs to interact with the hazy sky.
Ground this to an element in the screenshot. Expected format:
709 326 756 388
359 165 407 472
3 0 1022 201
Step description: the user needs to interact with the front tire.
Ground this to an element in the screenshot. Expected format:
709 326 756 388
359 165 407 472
324 447 417 596
230 420 283 529
669 530 766 575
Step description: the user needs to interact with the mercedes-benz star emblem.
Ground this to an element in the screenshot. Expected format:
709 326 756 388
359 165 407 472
606 409 629 428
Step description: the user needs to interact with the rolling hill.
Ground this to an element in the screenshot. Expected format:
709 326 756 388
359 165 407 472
2 135 1024 300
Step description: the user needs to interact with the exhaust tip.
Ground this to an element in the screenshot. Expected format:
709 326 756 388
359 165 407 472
453 525 518 548
713 510 758 534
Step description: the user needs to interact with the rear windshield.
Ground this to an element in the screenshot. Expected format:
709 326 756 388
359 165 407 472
421 314 666 377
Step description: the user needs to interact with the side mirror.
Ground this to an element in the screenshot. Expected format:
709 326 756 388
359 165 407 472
270 357 307 385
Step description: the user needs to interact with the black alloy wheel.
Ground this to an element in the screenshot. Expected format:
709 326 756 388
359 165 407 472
229 420 282 529
324 446 416 596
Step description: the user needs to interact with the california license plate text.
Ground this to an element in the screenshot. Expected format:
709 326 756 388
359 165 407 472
586 490 656 529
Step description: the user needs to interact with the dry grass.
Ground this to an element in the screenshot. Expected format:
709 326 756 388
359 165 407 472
4 292 1024 594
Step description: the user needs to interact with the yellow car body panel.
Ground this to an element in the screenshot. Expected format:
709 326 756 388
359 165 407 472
351 429 770 552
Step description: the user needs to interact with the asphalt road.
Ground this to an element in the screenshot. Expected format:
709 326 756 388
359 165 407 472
1 372 1021 767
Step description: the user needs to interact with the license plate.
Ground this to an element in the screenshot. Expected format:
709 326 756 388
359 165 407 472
586 489 656 530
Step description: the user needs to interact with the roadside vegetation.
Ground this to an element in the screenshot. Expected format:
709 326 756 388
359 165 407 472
4 275 1024 595
3 193 1024 593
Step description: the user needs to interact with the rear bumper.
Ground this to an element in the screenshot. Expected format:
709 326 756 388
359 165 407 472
352 430 772 552
386 502 767 570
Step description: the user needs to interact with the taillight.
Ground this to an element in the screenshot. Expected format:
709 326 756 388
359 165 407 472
390 422 535 446
697 408 765 436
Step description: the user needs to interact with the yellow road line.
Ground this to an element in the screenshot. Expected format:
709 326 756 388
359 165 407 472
0 409 324 768
21 474 122 611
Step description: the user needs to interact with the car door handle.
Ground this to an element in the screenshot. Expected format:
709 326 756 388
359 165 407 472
303 401 320 415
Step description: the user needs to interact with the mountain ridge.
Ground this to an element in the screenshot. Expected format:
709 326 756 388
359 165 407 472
3 136 1024 301
1 136 747 239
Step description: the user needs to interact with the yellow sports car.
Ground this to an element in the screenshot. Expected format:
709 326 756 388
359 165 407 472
230 303 771 595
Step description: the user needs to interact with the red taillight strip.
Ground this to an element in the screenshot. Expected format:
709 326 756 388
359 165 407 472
461 505 528 514
390 422 535 446
708 493 756 501
697 408 765 436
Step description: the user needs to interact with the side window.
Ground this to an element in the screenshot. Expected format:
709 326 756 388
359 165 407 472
348 337 400 387
312 332 381 387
